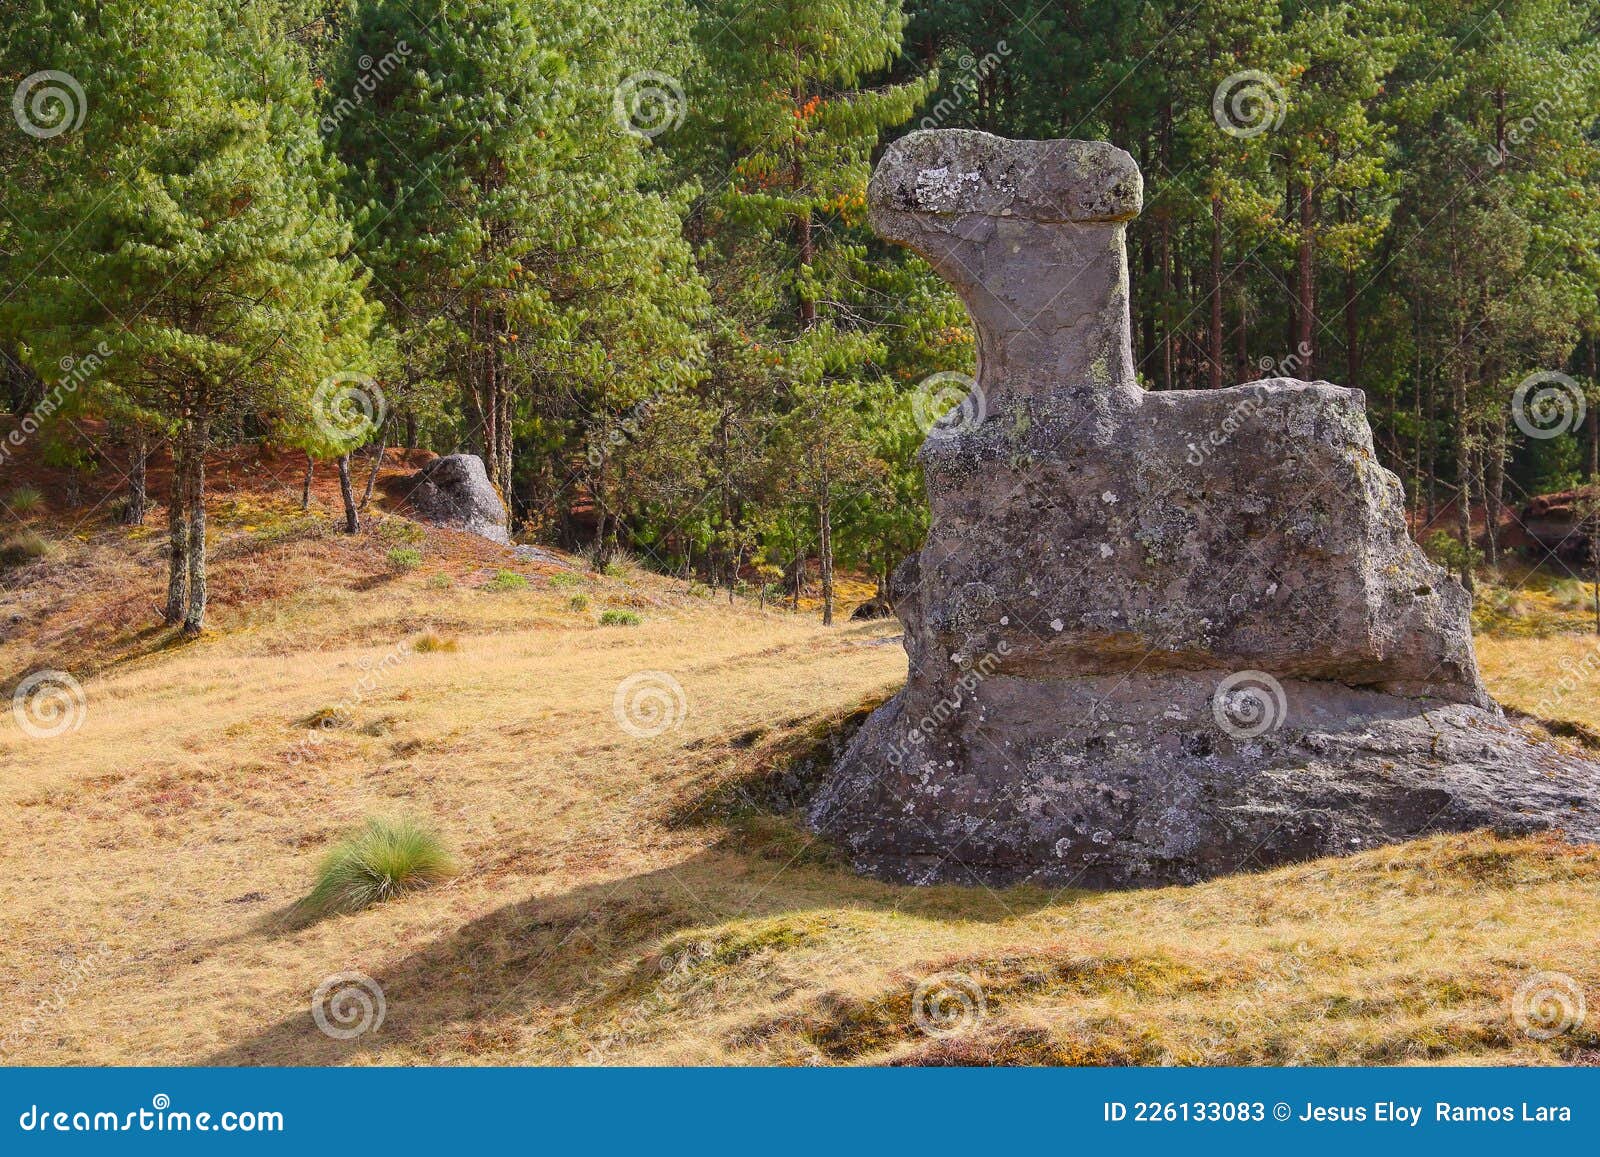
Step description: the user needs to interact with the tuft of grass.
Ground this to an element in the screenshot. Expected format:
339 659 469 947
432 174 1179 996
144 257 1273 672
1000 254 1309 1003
424 572 453 590
376 519 427 546
549 571 582 589
301 705 354 731
299 817 458 917
569 593 590 612
6 485 45 514
387 547 423 571
599 609 641 626
413 630 459 653
0 530 52 567
485 569 528 592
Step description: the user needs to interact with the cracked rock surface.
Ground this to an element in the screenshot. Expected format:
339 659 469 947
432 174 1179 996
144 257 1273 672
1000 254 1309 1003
807 129 1600 887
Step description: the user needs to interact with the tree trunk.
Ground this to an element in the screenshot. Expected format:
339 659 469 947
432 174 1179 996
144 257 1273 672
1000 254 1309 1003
337 452 359 534
1209 193 1224 390
1453 368 1474 595
122 426 148 525
1295 181 1316 378
182 415 209 636
404 410 417 451
301 451 314 511
818 498 834 626
362 418 389 507
164 432 188 625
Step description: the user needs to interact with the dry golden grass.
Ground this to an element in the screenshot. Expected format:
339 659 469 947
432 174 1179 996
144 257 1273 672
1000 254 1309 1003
4 505 1600 1067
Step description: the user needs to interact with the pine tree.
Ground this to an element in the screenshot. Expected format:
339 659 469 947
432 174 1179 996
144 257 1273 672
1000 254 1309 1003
3 0 379 633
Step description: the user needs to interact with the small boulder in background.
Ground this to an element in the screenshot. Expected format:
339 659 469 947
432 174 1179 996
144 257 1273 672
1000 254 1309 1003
394 454 508 544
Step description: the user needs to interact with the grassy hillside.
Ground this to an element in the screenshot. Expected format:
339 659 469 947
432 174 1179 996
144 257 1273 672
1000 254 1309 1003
3 467 1599 1066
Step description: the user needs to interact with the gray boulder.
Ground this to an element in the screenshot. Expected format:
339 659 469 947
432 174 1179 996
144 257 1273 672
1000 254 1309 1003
807 129 1600 888
397 454 509 544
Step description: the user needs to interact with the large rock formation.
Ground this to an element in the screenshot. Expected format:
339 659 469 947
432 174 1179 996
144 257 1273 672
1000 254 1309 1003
807 130 1600 888
394 454 509 544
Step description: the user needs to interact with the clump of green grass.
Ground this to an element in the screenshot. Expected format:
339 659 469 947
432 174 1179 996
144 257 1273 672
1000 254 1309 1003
599 609 641 626
549 571 582 589
6 485 45 514
376 519 427 545
299 817 458 917
413 630 459 653
387 546 422 571
569 593 591 612
0 530 51 567
425 572 453 590
485 569 528 591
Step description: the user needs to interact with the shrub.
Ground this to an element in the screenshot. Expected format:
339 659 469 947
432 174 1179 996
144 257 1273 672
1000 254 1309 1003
0 531 52 567
599 609 641 626
568 593 590 612
485 569 528 591
299 817 457 917
413 631 459 653
6 485 45 514
387 547 422 571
